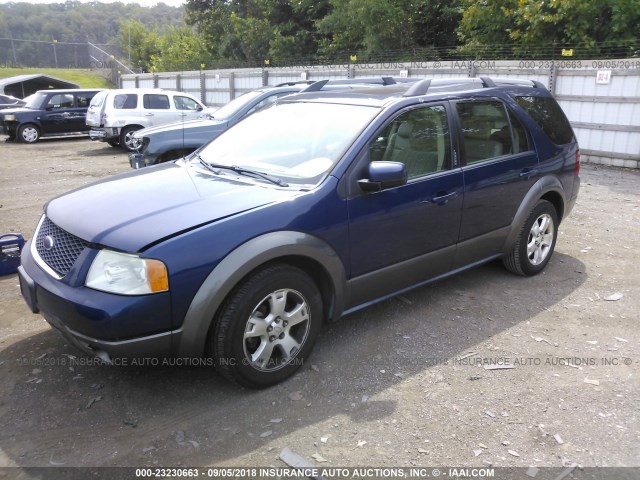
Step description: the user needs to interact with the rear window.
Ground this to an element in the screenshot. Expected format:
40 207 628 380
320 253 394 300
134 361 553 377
76 92 96 108
516 96 574 145
90 90 108 108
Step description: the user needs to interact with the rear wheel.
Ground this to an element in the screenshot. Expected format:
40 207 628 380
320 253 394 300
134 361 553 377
18 124 40 143
120 126 142 152
503 199 558 276
213 264 322 388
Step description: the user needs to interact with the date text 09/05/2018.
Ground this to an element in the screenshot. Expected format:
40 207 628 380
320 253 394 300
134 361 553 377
135 467 496 478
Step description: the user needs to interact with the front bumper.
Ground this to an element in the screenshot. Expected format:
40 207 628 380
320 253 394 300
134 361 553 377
2 122 17 136
129 152 152 169
18 240 176 361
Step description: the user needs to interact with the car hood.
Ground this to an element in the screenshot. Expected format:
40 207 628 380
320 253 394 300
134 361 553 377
45 161 298 252
0 106 33 116
134 118 228 138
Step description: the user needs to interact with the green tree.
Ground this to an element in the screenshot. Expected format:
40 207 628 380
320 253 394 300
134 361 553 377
118 19 160 72
458 0 640 57
185 0 329 65
317 0 461 59
149 25 210 72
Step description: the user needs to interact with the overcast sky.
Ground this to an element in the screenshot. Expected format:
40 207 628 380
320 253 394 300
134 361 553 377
0 0 186 7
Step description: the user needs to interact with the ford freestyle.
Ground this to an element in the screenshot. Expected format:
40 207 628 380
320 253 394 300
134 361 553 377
19 77 580 388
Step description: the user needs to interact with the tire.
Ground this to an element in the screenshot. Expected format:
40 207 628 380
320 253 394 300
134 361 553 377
213 263 322 388
107 139 120 147
18 124 40 143
503 199 559 276
120 126 142 152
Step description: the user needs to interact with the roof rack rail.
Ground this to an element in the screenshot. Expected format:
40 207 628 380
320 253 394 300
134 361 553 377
403 77 547 97
274 80 314 87
487 78 549 90
300 77 404 93
404 78 489 97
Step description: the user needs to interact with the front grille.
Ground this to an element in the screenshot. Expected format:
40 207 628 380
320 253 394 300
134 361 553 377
35 216 89 277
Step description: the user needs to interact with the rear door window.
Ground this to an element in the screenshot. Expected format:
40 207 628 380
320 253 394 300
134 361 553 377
75 92 96 108
143 94 170 110
456 100 531 164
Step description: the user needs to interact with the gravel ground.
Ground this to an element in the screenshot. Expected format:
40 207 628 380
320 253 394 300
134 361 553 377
0 137 638 478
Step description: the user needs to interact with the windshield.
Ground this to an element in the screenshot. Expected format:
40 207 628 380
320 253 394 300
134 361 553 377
24 92 48 109
198 102 379 186
210 90 269 121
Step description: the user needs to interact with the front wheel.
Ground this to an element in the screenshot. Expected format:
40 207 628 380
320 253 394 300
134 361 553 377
213 264 322 388
18 124 40 143
503 199 559 276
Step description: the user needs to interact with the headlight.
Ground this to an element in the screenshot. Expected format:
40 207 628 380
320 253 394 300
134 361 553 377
4 114 16 121
85 250 168 295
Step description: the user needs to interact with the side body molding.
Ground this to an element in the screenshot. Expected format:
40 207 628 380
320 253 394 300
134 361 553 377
501 175 566 254
174 231 347 357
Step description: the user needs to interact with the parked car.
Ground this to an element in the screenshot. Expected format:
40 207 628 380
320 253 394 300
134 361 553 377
18 77 580 388
129 78 415 168
86 88 210 152
1 89 102 143
0 94 25 110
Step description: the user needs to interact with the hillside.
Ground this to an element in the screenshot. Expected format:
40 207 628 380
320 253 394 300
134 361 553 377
0 68 112 89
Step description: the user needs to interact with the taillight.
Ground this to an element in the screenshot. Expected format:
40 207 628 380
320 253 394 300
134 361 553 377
575 150 581 176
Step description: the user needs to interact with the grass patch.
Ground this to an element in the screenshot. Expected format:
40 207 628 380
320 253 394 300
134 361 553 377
0 68 112 88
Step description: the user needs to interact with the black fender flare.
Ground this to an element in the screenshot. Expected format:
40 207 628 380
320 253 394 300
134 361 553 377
174 231 347 357
502 175 567 254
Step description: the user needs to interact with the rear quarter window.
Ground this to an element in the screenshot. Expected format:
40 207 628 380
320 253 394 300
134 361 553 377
113 94 138 109
516 95 574 145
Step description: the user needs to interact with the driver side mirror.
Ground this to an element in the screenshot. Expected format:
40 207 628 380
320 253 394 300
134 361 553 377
358 161 407 192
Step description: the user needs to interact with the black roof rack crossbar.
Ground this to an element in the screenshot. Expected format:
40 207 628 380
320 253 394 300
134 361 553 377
300 77 405 92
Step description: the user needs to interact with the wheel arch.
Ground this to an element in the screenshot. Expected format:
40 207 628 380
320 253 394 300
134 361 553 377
174 231 347 358
502 175 566 255
539 189 565 222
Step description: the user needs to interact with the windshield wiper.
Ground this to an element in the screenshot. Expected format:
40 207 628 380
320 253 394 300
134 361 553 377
196 155 288 187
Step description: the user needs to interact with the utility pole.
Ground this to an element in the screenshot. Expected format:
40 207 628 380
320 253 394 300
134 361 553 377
52 36 58 68
10 32 17 65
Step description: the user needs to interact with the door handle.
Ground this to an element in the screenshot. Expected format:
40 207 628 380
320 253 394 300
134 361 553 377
430 191 458 205
519 169 538 178
144 113 154 116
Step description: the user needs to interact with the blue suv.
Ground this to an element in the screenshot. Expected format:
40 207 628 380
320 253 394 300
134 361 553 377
18 77 580 388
